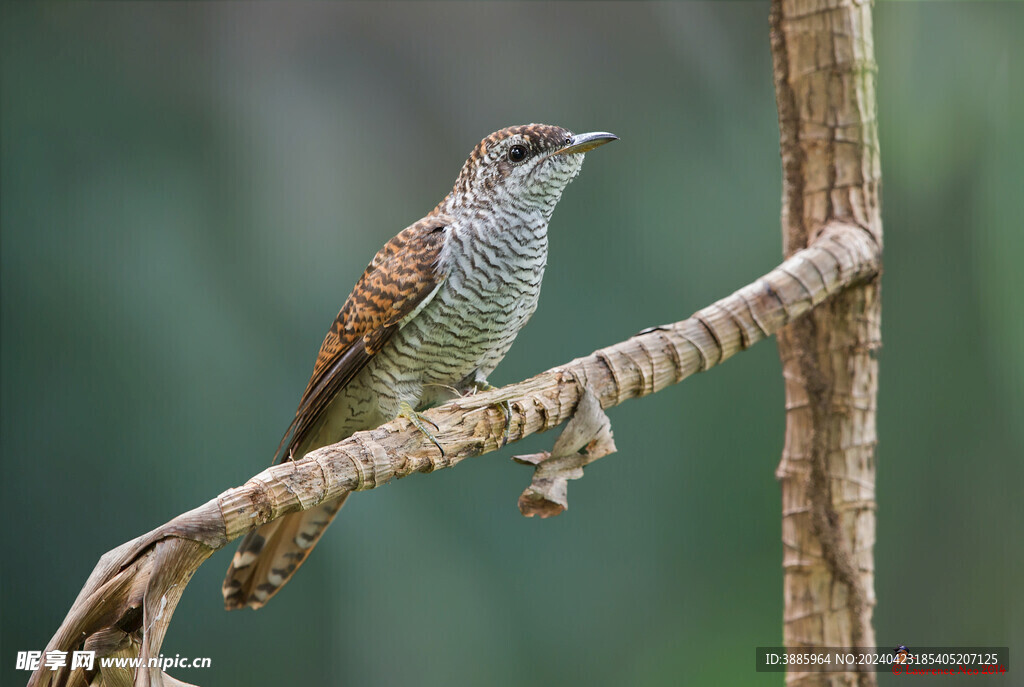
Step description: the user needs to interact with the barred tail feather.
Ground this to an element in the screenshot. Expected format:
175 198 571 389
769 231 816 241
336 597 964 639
222 494 349 610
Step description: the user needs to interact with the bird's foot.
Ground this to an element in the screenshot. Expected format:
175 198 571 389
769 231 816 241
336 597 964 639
399 401 445 457
465 380 512 448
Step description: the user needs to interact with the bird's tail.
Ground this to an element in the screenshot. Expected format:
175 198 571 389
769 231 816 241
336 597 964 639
222 493 349 610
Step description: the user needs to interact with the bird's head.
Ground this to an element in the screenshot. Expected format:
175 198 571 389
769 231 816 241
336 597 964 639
441 124 617 218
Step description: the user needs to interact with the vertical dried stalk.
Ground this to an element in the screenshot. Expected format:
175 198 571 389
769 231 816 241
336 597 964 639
770 0 882 685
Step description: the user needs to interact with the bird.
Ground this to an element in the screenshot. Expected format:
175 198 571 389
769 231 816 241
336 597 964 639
223 124 617 610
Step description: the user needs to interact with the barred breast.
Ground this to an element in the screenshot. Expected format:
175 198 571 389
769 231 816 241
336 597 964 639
370 214 548 408
302 216 548 446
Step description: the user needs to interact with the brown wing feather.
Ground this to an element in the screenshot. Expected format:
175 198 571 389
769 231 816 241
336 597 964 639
273 215 451 463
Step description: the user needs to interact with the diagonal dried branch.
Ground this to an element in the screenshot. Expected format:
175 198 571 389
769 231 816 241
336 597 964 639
29 221 879 687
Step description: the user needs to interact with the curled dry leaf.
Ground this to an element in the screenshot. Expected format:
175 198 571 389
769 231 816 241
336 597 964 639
513 384 616 517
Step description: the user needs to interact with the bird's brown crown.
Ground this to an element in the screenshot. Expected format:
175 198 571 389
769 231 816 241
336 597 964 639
466 124 573 165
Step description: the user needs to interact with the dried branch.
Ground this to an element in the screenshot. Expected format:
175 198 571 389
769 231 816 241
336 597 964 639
29 222 879 687
770 0 882 684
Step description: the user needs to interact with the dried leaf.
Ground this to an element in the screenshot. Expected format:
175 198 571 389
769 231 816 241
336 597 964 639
513 385 616 517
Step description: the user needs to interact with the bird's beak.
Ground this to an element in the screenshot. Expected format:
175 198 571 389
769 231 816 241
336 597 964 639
553 131 619 156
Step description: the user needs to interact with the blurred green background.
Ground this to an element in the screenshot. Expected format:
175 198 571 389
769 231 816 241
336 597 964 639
2 2 1021 685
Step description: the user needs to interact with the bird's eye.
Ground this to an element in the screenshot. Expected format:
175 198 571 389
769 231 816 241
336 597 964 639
564 137 572 146
508 145 528 163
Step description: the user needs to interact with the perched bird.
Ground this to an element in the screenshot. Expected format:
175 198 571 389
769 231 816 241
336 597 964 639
223 124 617 610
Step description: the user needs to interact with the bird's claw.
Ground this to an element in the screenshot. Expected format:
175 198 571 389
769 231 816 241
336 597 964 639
399 401 445 457
497 399 512 448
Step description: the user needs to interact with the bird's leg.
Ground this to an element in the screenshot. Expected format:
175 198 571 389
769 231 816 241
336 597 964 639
398 401 445 457
464 376 512 448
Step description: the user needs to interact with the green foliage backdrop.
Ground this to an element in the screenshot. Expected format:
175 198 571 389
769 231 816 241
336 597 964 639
2 3 1020 685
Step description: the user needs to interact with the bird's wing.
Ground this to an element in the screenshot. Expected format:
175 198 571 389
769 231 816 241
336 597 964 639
273 215 452 463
